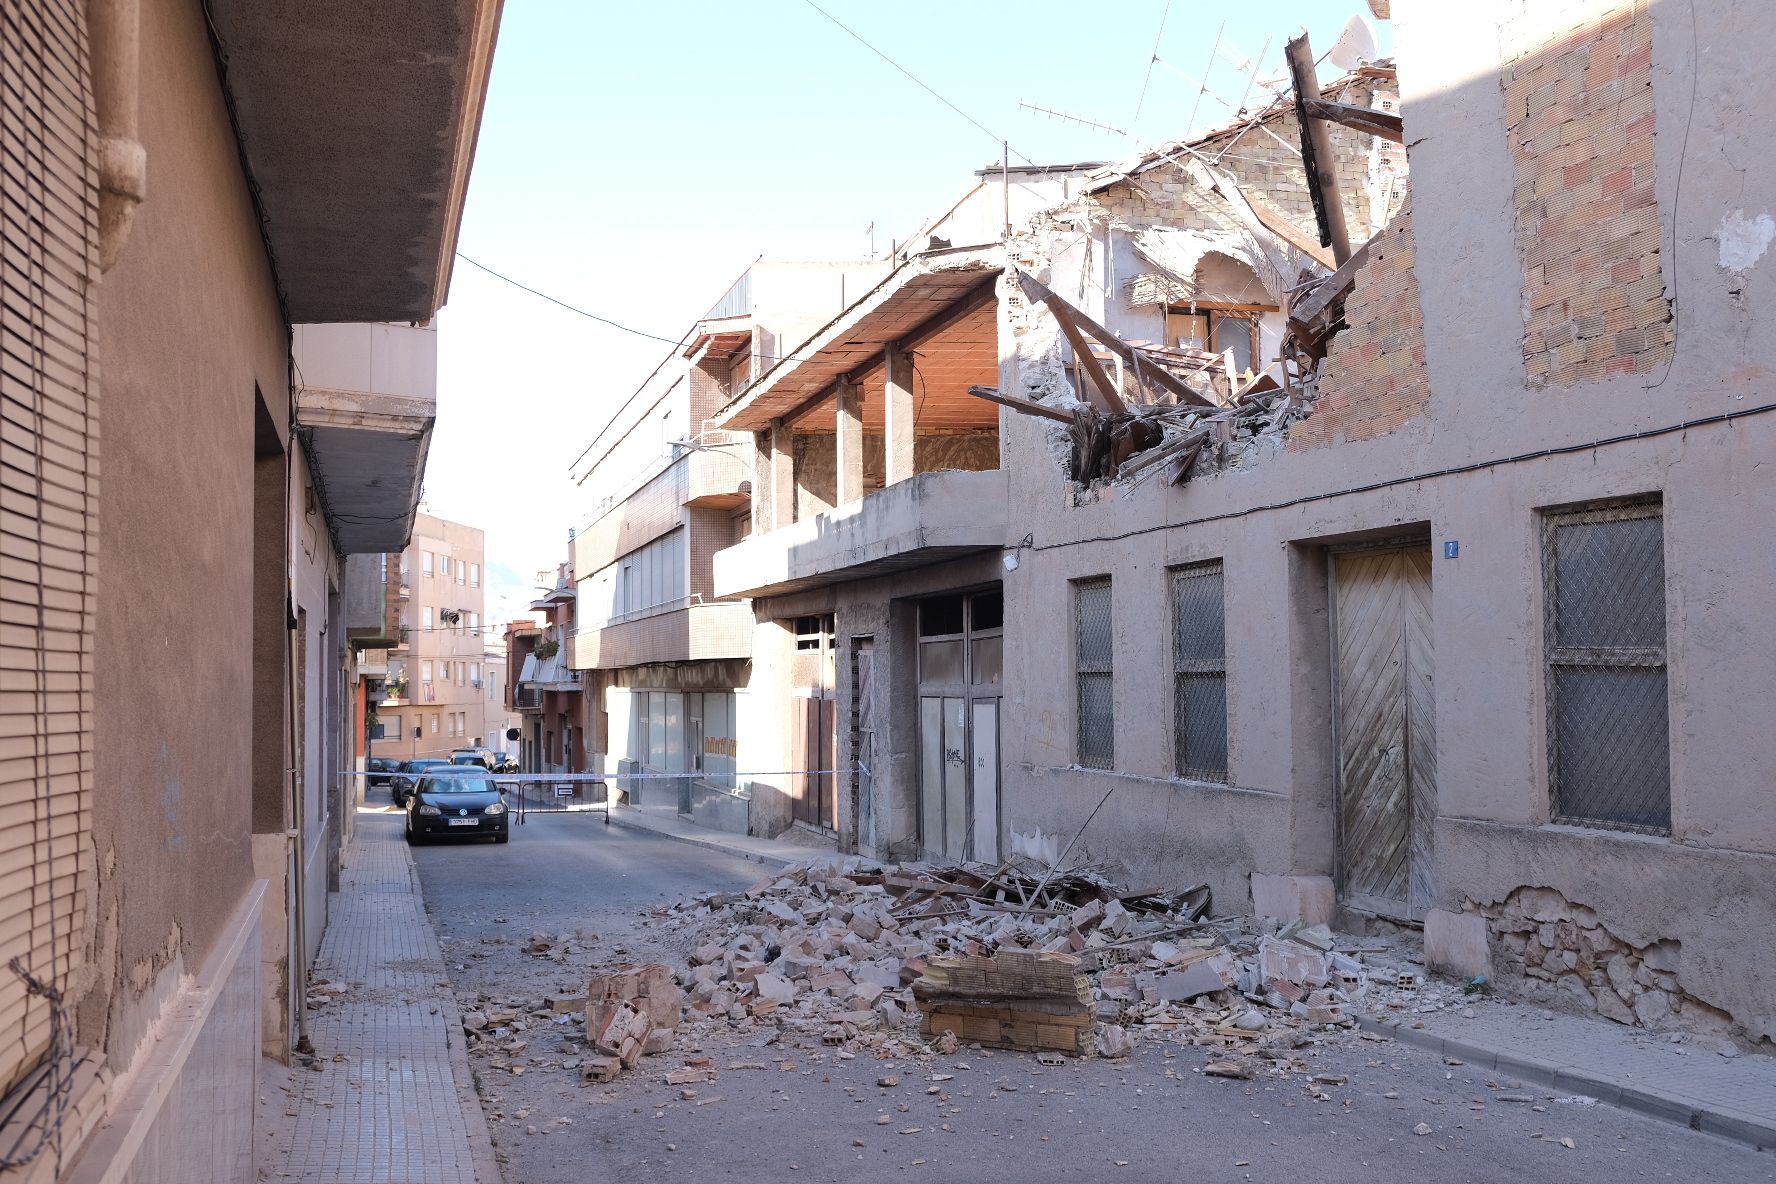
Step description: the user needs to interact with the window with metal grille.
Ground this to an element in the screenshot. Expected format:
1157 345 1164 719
1172 561 1228 781
1541 498 1670 833
1073 578 1114 769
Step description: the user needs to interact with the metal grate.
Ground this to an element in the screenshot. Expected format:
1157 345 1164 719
1172 562 1228 781
1542 500 1670 833
1074 578 1114 769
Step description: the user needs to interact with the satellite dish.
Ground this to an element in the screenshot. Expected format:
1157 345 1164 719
1327 13 1377 71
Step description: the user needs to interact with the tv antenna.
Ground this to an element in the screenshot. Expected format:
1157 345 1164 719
1017 100 1135 141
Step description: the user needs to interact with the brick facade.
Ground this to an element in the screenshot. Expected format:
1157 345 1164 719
1288 199 1429 450
1502 0 1672 386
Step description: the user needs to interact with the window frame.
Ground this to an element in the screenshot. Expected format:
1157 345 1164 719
1164 302 1272 378
1170 559 1228 783
1073 577 1114 770
1541 497 1671 835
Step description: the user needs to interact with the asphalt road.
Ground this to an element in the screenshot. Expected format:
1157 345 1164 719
409 810 1773 1184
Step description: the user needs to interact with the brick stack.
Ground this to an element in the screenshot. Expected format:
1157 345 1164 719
912 949 1095 1056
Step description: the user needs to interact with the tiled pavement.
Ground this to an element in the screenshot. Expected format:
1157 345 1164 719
264 812 498 1183
1365 994 1776 1150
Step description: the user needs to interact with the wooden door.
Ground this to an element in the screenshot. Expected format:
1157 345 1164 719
1333 546 1436 919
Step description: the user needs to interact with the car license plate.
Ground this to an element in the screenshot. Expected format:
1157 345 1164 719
447 818 478 827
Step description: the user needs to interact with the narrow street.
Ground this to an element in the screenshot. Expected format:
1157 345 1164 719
408 815 1771 1184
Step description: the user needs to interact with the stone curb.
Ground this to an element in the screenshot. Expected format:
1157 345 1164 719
401 839 506 1184
1357 1015 1775 1153
604 807 798 869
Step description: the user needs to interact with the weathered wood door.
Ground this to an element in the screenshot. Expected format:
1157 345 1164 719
1332 546 1436 919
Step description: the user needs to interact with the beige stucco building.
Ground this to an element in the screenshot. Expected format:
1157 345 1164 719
708 0 1776 1050
0 0 498 1178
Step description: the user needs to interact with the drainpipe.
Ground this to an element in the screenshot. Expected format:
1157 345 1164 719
88 0 146 272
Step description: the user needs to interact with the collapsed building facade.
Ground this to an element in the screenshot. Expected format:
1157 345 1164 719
702 0 1776 1049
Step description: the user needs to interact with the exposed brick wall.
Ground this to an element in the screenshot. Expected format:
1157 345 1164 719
1288 199 1429 450
1502 0 1672 386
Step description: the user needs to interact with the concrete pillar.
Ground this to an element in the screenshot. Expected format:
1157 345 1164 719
883 344 915 485
768 420 795 529
751 429 773 529
835 379 863 506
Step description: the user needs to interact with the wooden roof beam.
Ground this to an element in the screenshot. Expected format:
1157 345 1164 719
1016 271 1215 410
1301 96 1404 145
1285 33 1354 265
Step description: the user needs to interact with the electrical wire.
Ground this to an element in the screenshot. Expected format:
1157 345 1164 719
455 254 682 345
797 0 1034 166
1132 0 1174 126
1645 0 1697 391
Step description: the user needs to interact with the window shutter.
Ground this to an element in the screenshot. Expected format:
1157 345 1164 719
0 0 99 1097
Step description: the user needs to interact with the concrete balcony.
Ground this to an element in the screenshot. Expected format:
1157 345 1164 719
713 468 1009 600
568 601 753 670
684 440 750 510
343 553 403 647
294 323 437 554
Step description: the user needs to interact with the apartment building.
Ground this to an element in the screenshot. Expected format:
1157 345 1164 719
564 261 885 829
515 564 586 773
0 0 498 1178
711 0 1775 1048
377 513 495 761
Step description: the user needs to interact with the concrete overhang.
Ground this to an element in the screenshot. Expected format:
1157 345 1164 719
684 315 753 361
293 323 436 554
205 0 503 322
710 246 1004 433
713 469 1009 600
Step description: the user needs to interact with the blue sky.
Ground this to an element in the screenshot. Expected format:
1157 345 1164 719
427 0 1391 617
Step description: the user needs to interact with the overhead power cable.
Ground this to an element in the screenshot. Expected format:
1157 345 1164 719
455 253 681 345
797 0 1035 166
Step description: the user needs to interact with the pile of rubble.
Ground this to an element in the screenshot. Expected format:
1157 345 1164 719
646 856 1432 1077
456 858 1498 1089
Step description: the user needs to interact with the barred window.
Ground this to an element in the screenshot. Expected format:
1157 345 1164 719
1542 499 1670 833
1172 561 1228 781
1074 578 1114 769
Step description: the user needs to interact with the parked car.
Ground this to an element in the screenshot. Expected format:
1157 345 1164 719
488 750 519 773
449 748 495 771
366 756 401 789
404 772 508 844
391 758 453 807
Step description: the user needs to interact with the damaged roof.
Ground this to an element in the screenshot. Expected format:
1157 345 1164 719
1082 60 1396 196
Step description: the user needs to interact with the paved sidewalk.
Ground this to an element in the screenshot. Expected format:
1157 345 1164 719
263 811 499 1183
1364 996 1776 1150
605 801 829 867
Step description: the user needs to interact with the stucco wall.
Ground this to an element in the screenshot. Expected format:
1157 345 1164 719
84 0 288 1069
992 0 1776 1041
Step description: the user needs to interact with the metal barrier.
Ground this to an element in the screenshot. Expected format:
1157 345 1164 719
343 767 863 831
493 774 612 825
